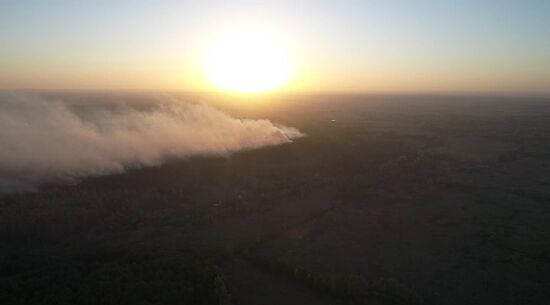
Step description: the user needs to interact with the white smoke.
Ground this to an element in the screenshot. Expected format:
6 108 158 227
0 93 305 193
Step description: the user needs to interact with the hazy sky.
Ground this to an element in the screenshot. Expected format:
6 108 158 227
1 0 549 94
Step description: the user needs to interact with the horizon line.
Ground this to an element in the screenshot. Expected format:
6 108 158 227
2 88 549 99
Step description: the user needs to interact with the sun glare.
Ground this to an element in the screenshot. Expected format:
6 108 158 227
203 29 293 93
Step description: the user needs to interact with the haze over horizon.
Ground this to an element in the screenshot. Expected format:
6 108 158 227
1 0 549 95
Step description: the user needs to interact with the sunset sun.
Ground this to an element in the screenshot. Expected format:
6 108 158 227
203 29 293 93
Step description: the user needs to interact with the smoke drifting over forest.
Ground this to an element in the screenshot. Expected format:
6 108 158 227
0 93 304 193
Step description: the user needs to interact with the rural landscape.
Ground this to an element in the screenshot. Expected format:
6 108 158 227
1 93 549 305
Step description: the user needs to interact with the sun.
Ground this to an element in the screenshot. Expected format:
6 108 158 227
203 29 293 93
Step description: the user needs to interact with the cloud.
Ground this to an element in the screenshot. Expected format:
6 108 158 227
0 93 304 193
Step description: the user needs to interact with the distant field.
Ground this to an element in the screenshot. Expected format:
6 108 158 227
1 93 550 305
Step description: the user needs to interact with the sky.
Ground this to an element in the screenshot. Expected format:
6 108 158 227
1 0 549 94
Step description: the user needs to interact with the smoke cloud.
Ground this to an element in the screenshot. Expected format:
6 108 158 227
0 93 304 193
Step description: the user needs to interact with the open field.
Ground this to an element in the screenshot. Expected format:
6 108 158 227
2 93 550 304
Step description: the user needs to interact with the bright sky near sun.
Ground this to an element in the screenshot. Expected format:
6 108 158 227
0 0 549 94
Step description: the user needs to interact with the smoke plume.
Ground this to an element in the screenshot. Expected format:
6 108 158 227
0 93 304 193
